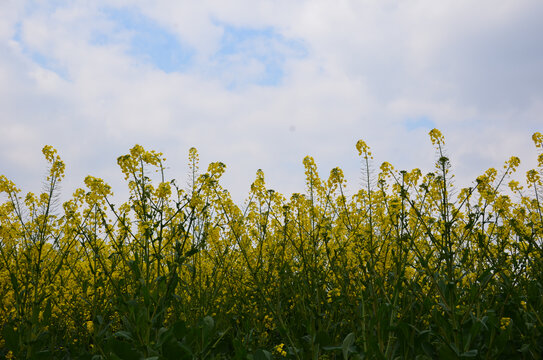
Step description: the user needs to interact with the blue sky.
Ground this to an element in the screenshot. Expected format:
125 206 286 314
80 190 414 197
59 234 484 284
404 116 436 131
1 1 542 204
98 7 195 73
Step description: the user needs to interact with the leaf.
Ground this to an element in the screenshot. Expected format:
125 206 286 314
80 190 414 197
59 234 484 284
342 332 355 360
162 340 193 360
460 349 478 358
202 316 214 333
421 341 434 357
322 346 343 351
34 350 52 359
157 326 174 347
253 349 272 360
107 338 140 360
113 330 134 341
517 343 530 354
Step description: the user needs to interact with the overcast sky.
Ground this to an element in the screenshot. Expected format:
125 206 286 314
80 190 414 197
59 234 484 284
1 0 542 205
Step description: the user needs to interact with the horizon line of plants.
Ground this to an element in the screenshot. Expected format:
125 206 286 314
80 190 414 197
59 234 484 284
1 129 543 359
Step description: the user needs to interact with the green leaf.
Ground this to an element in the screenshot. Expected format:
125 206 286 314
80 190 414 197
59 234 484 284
107 338 140 360
34 350 52 359
162 340 193 360
201 315 214 336
113 330 134 341
253 349 272 360
322 346 342 351
342 332 355 360
203 315 214 329
460 349 478 358
421 341 434 357
157 326 174 347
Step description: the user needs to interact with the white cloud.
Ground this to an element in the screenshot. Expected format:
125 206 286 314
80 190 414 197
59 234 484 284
1 0 542 205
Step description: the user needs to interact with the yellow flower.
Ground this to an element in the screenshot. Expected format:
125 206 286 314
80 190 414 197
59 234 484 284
429 128 444 146
500 317 511 330
86 320 94 333
264 314 275 330
274 343 287 357
327 288 341 303
527 169 541 186
532 132 543 148
155 182 172 199
356 140 373 159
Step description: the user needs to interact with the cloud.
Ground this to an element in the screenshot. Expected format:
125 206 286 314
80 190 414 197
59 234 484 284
1 0 542 205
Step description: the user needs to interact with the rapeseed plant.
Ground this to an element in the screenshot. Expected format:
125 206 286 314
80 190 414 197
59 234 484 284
0 130 542 359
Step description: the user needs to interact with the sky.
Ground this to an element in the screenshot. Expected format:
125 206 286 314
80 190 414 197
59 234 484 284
1 0 543 205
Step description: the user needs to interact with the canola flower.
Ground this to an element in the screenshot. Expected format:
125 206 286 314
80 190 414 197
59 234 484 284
274 343 287 357
0 130 542 359
500 317 512 331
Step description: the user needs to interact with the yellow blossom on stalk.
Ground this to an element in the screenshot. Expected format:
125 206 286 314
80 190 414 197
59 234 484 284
129 144 145 158
380 161 394 175
356 139 373 159
86 320 94 333
327 288 341 303
263 314 275 330
526 169 541 187
42 145 65 180
504 156 521 173
500 317 511 330
429 128 444 146
0 175 20 194
484 167 498 183
274 343 287 357
328 167 345 190
84 176 112 197
405 168 422 185
533 132 543 148
155 182 172 199
207 162 226 179
462 272 477 287
494 195 512 214
24 192 37 208
508 180 522 192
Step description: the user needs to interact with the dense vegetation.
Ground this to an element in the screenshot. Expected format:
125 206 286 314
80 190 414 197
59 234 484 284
1 129 542 359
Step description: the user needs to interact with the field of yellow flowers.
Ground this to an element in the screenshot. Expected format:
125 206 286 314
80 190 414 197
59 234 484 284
1 129 542 359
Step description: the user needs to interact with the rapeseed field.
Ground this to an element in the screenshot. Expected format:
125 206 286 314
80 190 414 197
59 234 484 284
1 130 542 359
